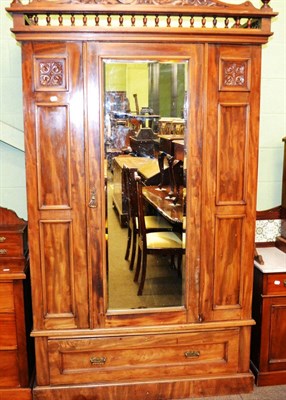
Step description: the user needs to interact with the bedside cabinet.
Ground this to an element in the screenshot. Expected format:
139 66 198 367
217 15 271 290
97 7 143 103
0 207 33 400
251 246 286 386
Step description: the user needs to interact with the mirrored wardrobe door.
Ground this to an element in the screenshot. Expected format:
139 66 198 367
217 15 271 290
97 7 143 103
86 42 204 324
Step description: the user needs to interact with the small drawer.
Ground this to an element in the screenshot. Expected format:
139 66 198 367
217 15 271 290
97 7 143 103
0 314 17 348
266 273 286 295
0 350 20 387
48 329 239 385
0 232 25 257
0 259 27 275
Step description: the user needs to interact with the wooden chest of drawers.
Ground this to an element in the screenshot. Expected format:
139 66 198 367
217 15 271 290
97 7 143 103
251 246 286 386
0 207 33 400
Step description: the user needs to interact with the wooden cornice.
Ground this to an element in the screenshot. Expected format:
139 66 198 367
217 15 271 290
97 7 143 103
6 0 278 43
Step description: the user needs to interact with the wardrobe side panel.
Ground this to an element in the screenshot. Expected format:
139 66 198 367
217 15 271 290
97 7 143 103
22 42 89 330
202 44 261 322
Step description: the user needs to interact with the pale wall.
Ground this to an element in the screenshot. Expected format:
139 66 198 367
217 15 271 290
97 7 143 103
0 0 285 219
0 1 26 218
256 0 286 210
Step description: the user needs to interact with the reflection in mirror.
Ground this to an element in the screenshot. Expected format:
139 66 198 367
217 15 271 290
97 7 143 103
104 60 188 310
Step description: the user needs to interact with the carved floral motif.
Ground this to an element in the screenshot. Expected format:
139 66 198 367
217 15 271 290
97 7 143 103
223 61 247 87
39 61 64 87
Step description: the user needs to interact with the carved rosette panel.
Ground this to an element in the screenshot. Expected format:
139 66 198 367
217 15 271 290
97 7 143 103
224 61 246 86
40 61 63 86
34 58 68 91
220 59 250 91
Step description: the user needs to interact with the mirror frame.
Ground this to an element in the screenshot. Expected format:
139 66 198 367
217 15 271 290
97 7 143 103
87 44 205 327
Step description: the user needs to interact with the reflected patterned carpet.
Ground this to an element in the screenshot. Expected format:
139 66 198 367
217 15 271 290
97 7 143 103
107 177 183 310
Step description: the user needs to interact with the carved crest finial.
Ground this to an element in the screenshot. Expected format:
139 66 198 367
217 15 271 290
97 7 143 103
261 0 271 8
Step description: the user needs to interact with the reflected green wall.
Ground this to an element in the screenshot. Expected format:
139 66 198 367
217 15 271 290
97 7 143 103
105 62 185 118
105 63 149 112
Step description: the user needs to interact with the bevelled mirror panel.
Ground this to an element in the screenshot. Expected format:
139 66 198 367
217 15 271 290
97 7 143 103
103 60 187 310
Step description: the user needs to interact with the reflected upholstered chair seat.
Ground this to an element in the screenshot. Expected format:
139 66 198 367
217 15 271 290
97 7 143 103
145 231 182 249
123 165 173 271
134 176 185 296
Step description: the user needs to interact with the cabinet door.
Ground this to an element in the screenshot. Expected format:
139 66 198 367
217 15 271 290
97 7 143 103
261 297 286 372
22 42 89 330
201 45 261 322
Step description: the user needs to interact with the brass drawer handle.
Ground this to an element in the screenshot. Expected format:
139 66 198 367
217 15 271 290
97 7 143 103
0 249 7 255
90 356 106 365
184 350 200 358
284 280 286 288
0 236 6 243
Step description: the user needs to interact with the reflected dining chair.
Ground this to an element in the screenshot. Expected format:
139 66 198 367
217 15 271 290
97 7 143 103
134 175 185 296
158 151 184 204
123 166 173 272
167 156 184 204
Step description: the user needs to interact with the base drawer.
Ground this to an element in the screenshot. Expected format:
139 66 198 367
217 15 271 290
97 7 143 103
48 329 240 384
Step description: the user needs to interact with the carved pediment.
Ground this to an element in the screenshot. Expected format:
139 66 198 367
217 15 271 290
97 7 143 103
11 0 272 13
22 0 239 7
62 0 219 5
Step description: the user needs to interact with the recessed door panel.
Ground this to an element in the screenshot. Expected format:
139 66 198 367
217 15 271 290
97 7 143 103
217 103 249 205
39 220 77 329
36 104 71 209
213 215 244 310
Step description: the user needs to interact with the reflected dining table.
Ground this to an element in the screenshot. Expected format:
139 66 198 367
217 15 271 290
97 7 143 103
142 185 185 225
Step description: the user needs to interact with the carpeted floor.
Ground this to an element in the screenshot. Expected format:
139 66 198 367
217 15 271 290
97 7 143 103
191 384 286 400
107 175 183 309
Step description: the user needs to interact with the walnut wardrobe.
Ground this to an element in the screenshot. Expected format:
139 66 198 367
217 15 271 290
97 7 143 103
7 1 277 399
